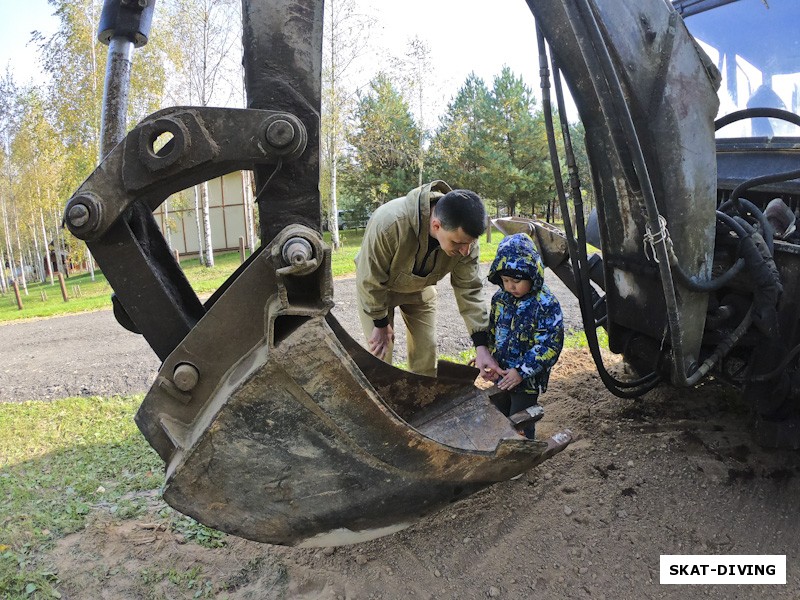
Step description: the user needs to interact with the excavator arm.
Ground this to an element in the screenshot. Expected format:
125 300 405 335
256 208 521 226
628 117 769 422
64 0 572 547
503 0 800 447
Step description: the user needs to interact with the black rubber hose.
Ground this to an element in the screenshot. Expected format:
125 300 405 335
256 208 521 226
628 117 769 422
670 212 746 293
718 196 776 255
539 29 661 397
749 342 800 382
714 107 800 132
567 0 689 384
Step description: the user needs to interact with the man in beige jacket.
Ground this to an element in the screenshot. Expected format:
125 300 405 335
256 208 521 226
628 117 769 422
355 180 501 378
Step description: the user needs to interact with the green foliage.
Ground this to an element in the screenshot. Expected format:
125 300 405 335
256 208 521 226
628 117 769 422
341 73 421 210
426 73 493 194
427 68 554 219
482 67 550 216
161 509 227 549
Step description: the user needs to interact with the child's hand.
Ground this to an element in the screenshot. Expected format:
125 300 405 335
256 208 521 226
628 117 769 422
468 357 500 381
496 368 523 391
481 367 501 382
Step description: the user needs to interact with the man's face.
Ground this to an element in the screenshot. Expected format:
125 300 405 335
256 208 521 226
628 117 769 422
431 219 476 257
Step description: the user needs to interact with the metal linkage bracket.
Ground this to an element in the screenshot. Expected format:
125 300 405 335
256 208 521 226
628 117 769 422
62 106 308 361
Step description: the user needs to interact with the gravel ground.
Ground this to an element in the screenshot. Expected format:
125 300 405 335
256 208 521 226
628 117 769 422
0 267 581 403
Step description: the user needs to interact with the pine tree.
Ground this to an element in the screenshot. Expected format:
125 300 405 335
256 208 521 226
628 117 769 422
343 73 421 209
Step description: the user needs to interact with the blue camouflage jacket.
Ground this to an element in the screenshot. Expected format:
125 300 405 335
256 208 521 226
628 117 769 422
487 233 564 395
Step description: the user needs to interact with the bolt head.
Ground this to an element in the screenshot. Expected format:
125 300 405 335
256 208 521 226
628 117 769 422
68 203 90 228
173 363 199 392
266 119 295 149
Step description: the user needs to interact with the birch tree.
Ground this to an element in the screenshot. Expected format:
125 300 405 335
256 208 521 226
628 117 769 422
0 70 21 288
11 87 66 283
321 0 374 249
390 37 435 187
163 0 241 266
22 0 171 282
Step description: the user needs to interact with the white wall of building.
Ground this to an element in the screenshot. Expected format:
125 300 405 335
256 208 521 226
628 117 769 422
153 171 255 256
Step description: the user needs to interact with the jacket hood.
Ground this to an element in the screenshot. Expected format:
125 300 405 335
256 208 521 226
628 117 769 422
488 233 545 294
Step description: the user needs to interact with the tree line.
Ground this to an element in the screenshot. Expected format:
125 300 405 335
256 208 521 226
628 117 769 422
0 0 590 293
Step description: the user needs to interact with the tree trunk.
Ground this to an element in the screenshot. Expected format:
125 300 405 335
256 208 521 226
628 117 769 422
87 249 96 281
1 198 14 285
0 248 7 294
41 210 54 285
241 170 256 251
163 197 172 250
30 219 42 283
201 180 214 267
330 159 341 250
52 209 66 278
193 185 205 265
15 221 28 295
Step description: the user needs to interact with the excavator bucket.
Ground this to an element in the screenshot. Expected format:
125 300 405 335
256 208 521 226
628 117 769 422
63 0 572 546
66 186 571 546
133 225 570 546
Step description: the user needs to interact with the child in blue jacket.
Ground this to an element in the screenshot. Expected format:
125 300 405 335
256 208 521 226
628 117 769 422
485 233 564 439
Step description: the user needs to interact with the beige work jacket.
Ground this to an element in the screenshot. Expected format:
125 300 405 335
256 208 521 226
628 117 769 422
354 181 489 339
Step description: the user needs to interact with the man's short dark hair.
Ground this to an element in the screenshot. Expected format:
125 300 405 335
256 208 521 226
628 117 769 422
433 189 486 239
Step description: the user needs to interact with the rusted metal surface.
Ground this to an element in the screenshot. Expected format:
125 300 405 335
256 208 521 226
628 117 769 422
64 106 308 359
100 37 133 158
242 0 324 242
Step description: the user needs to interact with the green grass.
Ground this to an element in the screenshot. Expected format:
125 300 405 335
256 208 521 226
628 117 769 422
0 395 232 599
0 230 507 324
0 395 163 598
564 327 609 350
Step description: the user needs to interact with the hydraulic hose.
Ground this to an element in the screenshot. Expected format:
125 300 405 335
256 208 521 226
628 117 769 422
718 196 775 255
566 0 690 385
669 212 747 293
544 0 694 388
538 28 661 398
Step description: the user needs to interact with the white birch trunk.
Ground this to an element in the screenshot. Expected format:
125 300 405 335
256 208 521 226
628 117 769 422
27 248 37 283
163 197 172 250
30 220 42 283
87 249 96 281
241 170 256 251
330 159 341 249
1 197 14 281
15 222 28 295
41 210 54 285
0 248 7 294
193 185 205 265
52 209 66 277
201 180 214 267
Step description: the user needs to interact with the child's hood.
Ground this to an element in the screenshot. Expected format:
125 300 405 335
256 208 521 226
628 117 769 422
487 233 545 293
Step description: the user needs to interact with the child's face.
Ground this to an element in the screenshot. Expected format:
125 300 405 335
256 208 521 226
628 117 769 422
500 275 532 298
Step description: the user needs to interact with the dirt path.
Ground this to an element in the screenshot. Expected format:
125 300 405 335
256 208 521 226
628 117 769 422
0 269 581 403
4 272 799 599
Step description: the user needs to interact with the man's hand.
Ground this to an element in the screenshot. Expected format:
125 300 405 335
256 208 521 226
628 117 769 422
474 345 502 381
496 367 523 391
368 324 394 360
